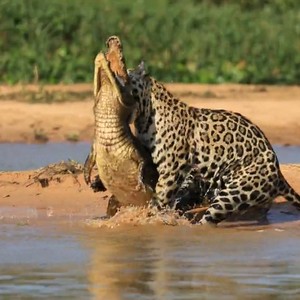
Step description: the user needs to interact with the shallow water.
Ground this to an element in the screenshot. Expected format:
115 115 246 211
0 143 300 298
0 142 89 171
0 142 299 171
0 214 300 299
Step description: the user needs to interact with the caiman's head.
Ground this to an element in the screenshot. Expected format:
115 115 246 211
105 36 128 85
93 51 137 121
105 35 136 111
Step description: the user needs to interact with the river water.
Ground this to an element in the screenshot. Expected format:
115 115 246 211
0 142 299 171
0 143 300 299
1 217 300 299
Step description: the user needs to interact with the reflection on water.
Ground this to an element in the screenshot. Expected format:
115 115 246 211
0 143 299 171
85 226 300 300
1 219 300 299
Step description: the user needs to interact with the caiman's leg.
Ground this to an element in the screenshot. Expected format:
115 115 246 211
83 143 96 185
90 175 106 192
106 195 122 217
83 143 106 192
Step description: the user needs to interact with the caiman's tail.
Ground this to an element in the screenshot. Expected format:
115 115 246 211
279 173 300 209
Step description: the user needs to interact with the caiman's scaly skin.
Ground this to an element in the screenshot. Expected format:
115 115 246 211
84 36 158 216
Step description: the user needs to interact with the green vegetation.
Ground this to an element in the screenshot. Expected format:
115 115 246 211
0 0 299 84
65 132 80 142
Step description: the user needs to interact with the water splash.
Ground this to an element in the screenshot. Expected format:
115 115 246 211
85 206 192 228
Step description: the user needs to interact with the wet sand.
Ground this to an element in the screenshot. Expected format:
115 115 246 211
1 164 300 229
0 83 300 145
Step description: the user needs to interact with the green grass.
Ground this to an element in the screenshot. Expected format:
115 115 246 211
0 0 299 84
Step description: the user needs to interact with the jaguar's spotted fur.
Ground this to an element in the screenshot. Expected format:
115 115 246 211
128 62 300 225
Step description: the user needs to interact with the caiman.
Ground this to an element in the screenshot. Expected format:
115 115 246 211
84 36 158 216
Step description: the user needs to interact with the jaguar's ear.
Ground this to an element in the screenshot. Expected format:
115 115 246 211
127 61 149 78
137 61 147 76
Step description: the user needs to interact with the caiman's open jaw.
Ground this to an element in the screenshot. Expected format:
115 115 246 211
104 35 136 110
93 52 135 110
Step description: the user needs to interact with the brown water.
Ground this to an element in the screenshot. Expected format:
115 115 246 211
1 206 300 299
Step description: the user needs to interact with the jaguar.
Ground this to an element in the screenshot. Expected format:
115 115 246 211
127 62 300 225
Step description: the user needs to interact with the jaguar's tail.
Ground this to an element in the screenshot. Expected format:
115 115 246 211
279 175 300 209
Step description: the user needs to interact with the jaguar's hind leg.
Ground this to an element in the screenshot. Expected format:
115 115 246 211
198 160 279 225
199 196 273 225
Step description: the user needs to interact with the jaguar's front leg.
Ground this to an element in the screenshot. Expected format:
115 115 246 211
173 165 205 212
137 159 159 192
149 171 179 210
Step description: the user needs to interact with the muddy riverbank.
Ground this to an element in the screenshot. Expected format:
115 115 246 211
1 163 300 229
0 83 300 145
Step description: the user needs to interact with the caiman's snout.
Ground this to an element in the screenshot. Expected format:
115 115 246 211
105 35 136 110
